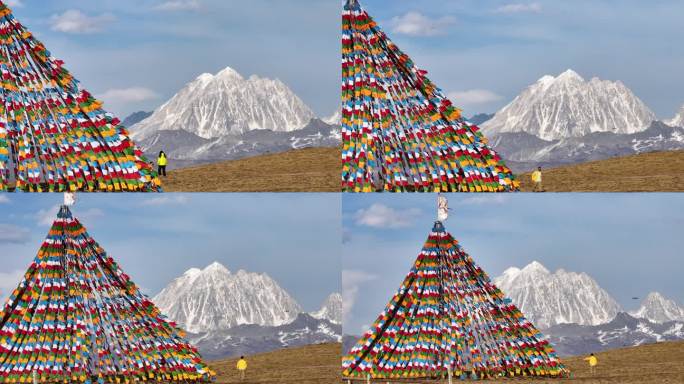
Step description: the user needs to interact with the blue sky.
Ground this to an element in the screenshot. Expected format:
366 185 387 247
361 0 684 118
7 0 338 118
342 194 684 334
9 1 682 121
0 194 341 312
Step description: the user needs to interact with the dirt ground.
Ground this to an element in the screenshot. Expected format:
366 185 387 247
518 150 684 192
162 147 338 192
208 343 340 384
342 341 684 383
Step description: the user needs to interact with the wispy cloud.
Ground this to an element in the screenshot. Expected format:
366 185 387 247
139 195 190 207
456 195 511 206
99 87 160 104
354 204 422 229
0 196 10 204
448 89 503 105
50 10 116 34
32 206 104 226
495 2 543 14
0 224 31 244
390 11 455 37
342 269 377 324
154 0 201 12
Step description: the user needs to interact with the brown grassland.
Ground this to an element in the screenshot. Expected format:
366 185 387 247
343 341 684 384
518 150 684 192
162 148 684 193
162 147 339 192
208 342 340 384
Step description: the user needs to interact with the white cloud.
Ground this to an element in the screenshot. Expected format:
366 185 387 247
0 270 26 303
448 89 503 105
33 206 104 226
0 224 30 244
154 0 201 12
342 269 377 323
50 10 115 34
456 195 510 206
99 87 160 104
0 196 10 204
495 3 543 14
354 204 422 229
5 0 23 8
139 195 190 207
390 11 455 37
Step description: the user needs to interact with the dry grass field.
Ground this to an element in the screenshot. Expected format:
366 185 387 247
161 148 684 192
208 343 340 384
343 341 684 383
518 150 684 192
162 147 338 192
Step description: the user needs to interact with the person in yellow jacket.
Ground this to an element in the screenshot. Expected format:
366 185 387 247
531 166 543 192
583 353 598 375
236 356 248 381
157 151 168 177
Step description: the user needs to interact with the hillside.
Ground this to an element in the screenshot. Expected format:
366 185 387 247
208 343 340 384
342 341 684 383
518 150 684 192
163 147 338 192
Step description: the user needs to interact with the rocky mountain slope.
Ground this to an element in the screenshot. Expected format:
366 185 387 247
475 70 684 172
153 262 341 359
630 292 684 324
544 313 684 356
666 104 684 127
494 261 621 328
311 293 342 324
132 67 314 140
153 262 302 333
482 70 655 140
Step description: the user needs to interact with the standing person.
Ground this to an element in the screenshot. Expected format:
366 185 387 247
157 151 168 177
531 166 543 192
583 353 598 376
236 356 248 381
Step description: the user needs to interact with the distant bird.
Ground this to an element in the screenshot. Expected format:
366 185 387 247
632 297 640 300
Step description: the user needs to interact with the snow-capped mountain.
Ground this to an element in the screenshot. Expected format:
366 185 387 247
667 104 684 127
544 313 684 356
153 262 302 333
482 69 656 141
188 314 342 360
131 67 315 140
491 121 684 172
311 293 342 324
137 118 340 168
324 109 341 125
494 261 621 328
630 292 684 324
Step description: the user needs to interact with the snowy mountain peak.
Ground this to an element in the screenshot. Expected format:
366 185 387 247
494 261 621 328
521 260 549 274
131 67 315 140
482 70 656 140
204 261 230 274
557 69 584 82
311 293 342 324
216 66 243 80
153 263 302 333
630 292 684 324
666 104 684 127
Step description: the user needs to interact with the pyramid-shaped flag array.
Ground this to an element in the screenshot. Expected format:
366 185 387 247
342 222 567 380
0 1 160 192
341 0 518 193
0 206 213 383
